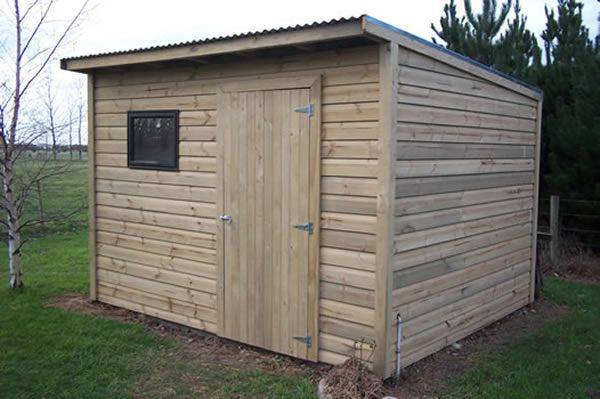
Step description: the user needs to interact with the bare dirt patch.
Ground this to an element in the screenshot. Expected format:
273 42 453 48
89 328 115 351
385 297 569 398
48 293 569 398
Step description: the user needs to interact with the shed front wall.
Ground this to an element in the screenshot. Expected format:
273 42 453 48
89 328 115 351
89 45 381 366
389 47 540 373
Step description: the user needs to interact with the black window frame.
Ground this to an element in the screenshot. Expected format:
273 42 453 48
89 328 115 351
127 110 179 171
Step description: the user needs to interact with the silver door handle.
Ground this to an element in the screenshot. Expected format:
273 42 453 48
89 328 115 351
220 215 232 223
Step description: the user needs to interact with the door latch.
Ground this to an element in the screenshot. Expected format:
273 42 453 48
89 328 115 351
220 215 232 223
293 222 313 234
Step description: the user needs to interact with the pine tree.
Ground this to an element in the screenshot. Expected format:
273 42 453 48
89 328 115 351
463 0 513 65
431 0 469 54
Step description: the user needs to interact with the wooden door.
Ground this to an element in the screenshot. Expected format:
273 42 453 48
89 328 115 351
216 77 320 361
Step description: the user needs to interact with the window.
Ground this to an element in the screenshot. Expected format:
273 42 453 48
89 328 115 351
127 110 179 170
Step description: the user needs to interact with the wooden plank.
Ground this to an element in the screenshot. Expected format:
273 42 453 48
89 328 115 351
396 122 536 145
322 83 379 104
393 222 532 272
395 197 534 234
96 205 216 233
321 177 377 197
319 316 375 341
397 104 536 132
321 140 378 159
96 179 215 203
393 209 532 253
322 121 379 141
96 192 215 218
321 229 376 253
321 194 377 216
393 236 531 291
321 212 376 234
322 102 378 123
320 264 375 290
396 142 534 160
321 159 378 177
97 218 216 248
88 74 97 300
395 172 534 198
320 247 376 272
96 166 215 188
319 333 375 361
395 185 533 216
398 85 537 119
95 95 215 113
373 41 398 377
96 110 216 127
320 281 375 309
320 299 375 327
397 48 484 82
395 159 534 178
530 100 543 303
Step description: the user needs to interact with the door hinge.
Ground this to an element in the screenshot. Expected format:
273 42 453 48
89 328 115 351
293 335 312 347
293 221 313 234
294 104 314 117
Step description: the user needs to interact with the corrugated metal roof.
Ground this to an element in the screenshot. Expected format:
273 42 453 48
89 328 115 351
61 15 363 61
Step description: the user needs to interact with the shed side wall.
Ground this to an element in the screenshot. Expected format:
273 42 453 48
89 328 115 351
90 45 380 366
389 48 539 372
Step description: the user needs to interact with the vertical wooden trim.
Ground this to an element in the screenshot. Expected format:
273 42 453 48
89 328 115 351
529 98 543 303
307 76 322 362
87 74 97 301
216 86 226 333
374 42 398 377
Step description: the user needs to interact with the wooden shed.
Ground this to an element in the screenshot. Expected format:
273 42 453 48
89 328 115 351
61 15 542 378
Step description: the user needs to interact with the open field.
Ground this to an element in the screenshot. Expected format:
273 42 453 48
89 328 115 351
0 162 598 398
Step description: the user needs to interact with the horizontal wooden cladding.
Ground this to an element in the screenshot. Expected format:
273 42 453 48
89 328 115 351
97 267 216 307
96 166 215 188
96 126 216 141
397 49 484 82
97 254 215 294
97 218 215 249
320 299 375 327
322 122 378 141
397 104 536 133
395 185 533 216
396 159 533 178
396 142 534 160
397 65 536 107
321 140 378 159
396 123 535 145
398 85 537 120
393 209 532 253
320 315 374 342
319 333 375 363
96 192 215 218
323 83 378 104
96 179 215 203
321 194 376 216
395 197 533 234
393 222 532 272
321 229 376 253
97 205 216 234
395 172 534 198
395 290 529 368
97 230 216 266
399 278 530 341
394 254 531 318
94 46 378 88
393 235 531 291
98 291 217 333
320 281 375 309
321 177 377 197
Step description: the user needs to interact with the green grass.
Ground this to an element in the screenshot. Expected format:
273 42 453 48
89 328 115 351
0 231 315 398
446 278 600 398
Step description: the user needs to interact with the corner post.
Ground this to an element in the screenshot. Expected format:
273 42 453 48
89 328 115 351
87 73 97 301
374 41 399 377
529 98 543 303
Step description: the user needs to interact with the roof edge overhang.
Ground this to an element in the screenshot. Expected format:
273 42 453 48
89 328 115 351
62 15 542 100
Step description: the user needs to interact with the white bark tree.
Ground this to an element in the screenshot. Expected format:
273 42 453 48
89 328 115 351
0 0 88 288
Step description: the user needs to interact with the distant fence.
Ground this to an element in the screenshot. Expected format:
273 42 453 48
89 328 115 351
538 195 600 263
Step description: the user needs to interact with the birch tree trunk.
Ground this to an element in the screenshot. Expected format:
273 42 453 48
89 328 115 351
3 160 23 288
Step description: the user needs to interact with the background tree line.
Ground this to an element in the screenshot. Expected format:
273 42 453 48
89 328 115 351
431 0 600 203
